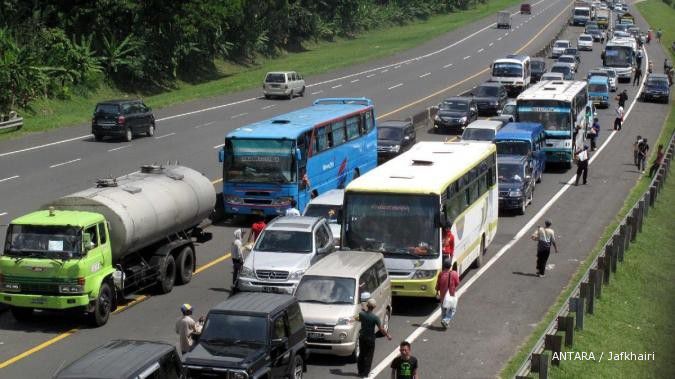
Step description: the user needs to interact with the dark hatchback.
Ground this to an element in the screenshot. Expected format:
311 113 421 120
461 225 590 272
531 59 547 83
92 99 155 142
433 97 478 133
641 74 671 104
472 82 508 116
377 119 416 163
183 293 307 379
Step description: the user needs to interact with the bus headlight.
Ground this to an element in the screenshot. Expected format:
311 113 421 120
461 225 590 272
412 270 437 279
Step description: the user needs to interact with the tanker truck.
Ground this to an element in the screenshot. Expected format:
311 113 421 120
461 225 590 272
0 164 215 326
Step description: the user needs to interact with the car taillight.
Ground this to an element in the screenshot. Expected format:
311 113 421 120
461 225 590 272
117 115 125 125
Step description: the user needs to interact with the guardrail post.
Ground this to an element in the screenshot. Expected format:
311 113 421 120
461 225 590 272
557 315 575 347
656 172 664 190
616 226 626 262
591 268 602 299
545 334 563 366
531 352 549 379
582 280 594 314
630 208 638 242
642 192 650 217
638 200 646 233
649 185 657 206
624 219 632 252
608 241 618 273
599 255 610 284
570 297 584 330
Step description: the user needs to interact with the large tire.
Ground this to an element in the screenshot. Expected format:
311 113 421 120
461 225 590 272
89 282 113 327
146 123 155 137
379 308 391 336
472 236 486 269
10 306 34 322
292 354 304 379
154 254 177 294
299 86 306 97
124 128 133 142
176 246 195 285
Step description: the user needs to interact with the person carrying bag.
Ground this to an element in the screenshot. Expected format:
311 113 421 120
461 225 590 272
436 260 460 328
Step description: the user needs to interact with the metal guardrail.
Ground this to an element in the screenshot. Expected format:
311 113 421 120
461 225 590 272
0 117 24 132
512 130 675 379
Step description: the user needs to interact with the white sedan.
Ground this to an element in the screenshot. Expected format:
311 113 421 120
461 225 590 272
578 34 594 51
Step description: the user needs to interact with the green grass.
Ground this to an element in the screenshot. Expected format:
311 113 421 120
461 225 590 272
1 0 523 141
501 1 675 377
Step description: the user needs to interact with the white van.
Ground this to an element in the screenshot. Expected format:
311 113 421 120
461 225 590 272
263 71 306 99
461 119 505 142
302 189 343 245
490 54 531 95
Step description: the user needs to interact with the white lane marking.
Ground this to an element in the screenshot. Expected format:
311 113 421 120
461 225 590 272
195 121 216 128
261 105 276 110
369 42 651 379
0 212 7 217
108 145 130 152
366 74 376 78
230 113 248 119
213 143 224 149
477 48 484 53
443 63 454 68
351 79 360 83
49 158 81 168
388 83 404 90
489 42 494 47
154 132 176 139
463 55 471 60
505 32 510 36
419 73 431 78
0 0 553 159
381 69 389 73
0 175 19 183
498 37 503 41
310 90 323 95
331 84 343 89
395 66 401 69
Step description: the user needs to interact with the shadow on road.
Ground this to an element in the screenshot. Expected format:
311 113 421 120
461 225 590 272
512 271 539 278
392 297 438 317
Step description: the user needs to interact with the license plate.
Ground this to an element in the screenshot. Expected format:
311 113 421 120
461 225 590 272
262 286 282 293
251 209 264 216
30 297 48 305
308 332 324 339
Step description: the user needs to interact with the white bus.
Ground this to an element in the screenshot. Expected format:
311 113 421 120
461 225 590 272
342 141 498 298
516 80 591 168
491 54 532 95
603 38 635 81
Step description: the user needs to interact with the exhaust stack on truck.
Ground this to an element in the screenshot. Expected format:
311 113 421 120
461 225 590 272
0 164 216 326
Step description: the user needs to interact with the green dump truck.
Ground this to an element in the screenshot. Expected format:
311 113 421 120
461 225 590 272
0 165 215 326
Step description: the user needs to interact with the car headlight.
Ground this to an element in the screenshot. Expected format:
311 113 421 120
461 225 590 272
224 195 243 204
508 190 523 197
240 266 255 278
232 372 248 379
491 101 499 105
336 317 355 326
59 284 84 294
392 145 401 152
460 116 468 124
289 269 306 280
1 283 20 292
412 270 437 279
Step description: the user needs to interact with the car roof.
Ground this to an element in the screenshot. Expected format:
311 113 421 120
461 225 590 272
54 340 175 379
542 72 564 78
442 96 471 103
378 120 412 128
579 33 593 38
495 122 543 141
303 251 384 278
211 292 296 316
96 99 139 105
551 63 571 68
266 216 321 232
554 40 570 44
266 71 296 75
465 120 504 130
306 189 344 207
558 55 575 59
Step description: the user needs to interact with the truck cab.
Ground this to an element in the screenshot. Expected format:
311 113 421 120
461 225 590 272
495 122 546 184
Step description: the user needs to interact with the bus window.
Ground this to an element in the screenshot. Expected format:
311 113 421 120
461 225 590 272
332 121 346 146
346 117 360 140
366 111 375 132
316 126 331 152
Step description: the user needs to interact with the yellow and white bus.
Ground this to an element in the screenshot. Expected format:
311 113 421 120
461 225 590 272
342 141 498 297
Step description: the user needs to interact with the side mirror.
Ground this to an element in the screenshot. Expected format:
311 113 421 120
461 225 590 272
404 135 410 141
218 149 225 163
271 337 288 348
295 148 302 161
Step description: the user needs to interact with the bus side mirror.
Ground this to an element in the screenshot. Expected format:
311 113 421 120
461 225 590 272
295 148 302 161
218 148 225 163
435 213 447 228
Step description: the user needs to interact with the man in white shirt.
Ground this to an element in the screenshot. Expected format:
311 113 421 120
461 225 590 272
175 304 203 354
574 145 589 186
285 199 301 216
613 105 624 131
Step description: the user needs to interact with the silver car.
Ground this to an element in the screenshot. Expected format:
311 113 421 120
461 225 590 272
263 71 306 99
556 55 578 73
302 189 344 246
551 40 570 58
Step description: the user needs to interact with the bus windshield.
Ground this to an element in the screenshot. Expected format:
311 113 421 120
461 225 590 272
344 193 439 258
225 139 295 183
517 102 571 132
604 47 633 67
492 63 522 78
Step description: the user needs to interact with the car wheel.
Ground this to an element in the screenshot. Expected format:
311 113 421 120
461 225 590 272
292 354 304 379
125 128 133 142
89 282 113 327
152 254 176 294
299 86 306 97
518 198 527 215
264 94 271 99
146 123 155 137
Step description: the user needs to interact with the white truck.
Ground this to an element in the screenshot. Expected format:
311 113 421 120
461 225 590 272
572 1 592 26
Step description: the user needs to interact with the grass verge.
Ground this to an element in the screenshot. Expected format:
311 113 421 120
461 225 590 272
2 0 523 141
501 1 675 377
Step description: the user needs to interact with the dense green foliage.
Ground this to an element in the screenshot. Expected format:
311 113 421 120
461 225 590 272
0 0 487 115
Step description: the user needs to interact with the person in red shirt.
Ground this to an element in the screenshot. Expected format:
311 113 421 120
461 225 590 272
435 260 460 329
442 228 455 258
649 144 664 178
248 216 267 243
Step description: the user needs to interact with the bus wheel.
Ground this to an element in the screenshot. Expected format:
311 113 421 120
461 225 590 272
472 236 485 268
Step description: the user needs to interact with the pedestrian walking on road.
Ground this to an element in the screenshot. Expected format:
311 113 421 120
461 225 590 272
574 145 589 186
616 89 628 107
175 304 204 354
633 136 643 167
637 138 650 173
531 220 558 278
636 51 643 68
355 296 392 378
614 104 624 131
656 28 662 42
589 118 600 151
285 199 301 216
633 66 642 86
649 144 665 178
436 260 460 329
390 341 419 379
231 229 244 292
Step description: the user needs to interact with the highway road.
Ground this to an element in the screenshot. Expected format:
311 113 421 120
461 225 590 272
0 0 671 378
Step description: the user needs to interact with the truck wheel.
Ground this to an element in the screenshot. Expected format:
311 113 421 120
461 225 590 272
176 246 195 285
156 254 177 294
89 282 113 327
292 354 304 379
10 306 34 321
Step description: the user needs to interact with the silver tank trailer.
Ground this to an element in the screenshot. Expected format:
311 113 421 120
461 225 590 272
44 165 216 261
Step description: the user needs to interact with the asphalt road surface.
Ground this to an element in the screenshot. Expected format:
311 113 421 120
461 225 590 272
0 0 671 378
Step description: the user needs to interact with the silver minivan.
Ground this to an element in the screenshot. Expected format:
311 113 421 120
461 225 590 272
263 71 306 99
295 251 392 361
461 119 505 142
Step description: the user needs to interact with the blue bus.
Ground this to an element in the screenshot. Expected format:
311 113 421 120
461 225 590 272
219 98 378 217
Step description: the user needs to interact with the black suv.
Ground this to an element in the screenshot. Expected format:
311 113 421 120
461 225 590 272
184 293 307 379
641 74 671 104
92 99 155 142
54 340 185 379
377 119 416 163
530 58 546 83
472 82 508 116
433 97 478 134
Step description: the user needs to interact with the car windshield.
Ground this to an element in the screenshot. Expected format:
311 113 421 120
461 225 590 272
604 46 633 67
255 230 312 253
439 101 468 112
502 104 516 115
580 36 593 41
378 127 404 140
224 139 294 183
462 128 495 141
201 313 267 345
574 9 590 16
589 83 608 93
4 224 81 258
588 72 607 79
647 79 668 89
551 65 571 75
296 276 356 305
476 86 499 97
564 49 577 55
496 140 531 155
542 74 562 80
265 73 286 83
344 193 439 258
558 57 574 64
498 163 525 183
303 204 340 224
531 61 545 71
554 42 569 48
605 70 616 78
492 62 522 78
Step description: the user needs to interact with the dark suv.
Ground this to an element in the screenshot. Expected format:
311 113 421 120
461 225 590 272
641 74 671 104
433 97 478 134
92 99 155 142
377 119 416 163
530 58 547 83
54 340 185 379
472 82 508 116
184 293 307 379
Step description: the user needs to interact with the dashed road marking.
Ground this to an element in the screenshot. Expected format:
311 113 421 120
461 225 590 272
0 175 19 183
388 83 404 90
49 158 81 168
351 79 360 83
477 48 484 53
154 132 176 139
311 90 323 95
443 63 454 68
230 113 248 119
261 105 276 110
331 84 342 89
108 145 130 152
419 73 431 78
463 55 471 60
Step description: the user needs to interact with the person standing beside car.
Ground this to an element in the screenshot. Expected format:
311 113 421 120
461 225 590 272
355 297 392 378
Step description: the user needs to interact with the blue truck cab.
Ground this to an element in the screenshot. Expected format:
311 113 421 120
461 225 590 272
495 122 546 183
588 75 610 108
